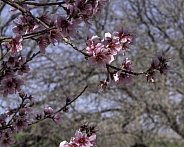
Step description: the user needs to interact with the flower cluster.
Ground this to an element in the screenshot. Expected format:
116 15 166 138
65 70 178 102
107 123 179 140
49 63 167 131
11 1 107 54
34 106 61 123
0 93 32 147
86 30 134 68
0 1 108 146
110 58 133 85
12 11 80 53
3 35 23 57
0 55 29 97
0 128 15 147
86 30 134 88
13 14 36 34
59 123 96 147
0 0 171 147
0 96 62 147
65 0 108 22
147 53 169 82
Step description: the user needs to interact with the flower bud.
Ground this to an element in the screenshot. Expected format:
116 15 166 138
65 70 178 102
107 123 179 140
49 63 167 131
53 113 61 123
44 107 54 115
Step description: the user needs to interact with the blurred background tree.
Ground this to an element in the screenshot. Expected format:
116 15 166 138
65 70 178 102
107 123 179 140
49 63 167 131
1 0 184 147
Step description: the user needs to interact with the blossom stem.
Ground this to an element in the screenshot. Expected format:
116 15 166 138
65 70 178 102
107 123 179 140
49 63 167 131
107 64 147 76
63 38 90 57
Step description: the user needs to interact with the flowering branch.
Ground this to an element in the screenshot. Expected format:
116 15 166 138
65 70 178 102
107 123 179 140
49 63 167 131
107 64 146 76
29 85 88 126
2 0 50 29
0 0 170 146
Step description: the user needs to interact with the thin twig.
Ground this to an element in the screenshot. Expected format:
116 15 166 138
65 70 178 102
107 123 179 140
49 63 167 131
28 85 88 126
63 38 90 57
19 1 66 6
107 64 147 76
24 51 40 64
55 85 88 114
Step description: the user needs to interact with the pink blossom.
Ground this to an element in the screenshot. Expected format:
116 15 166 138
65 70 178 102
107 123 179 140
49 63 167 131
3 70 14 79
99 79 108 91
86 35 101 56
0 78 16 97
32 24 44 32
5 35 23 57
68 0 107 23
22 15 36 33
0 129 15 147
14 60 21 69
88 134 96 146
0 77 23 97
18 64 30 75
91 0 108 14
56 16 76 37
151 58 159 69
103 32 113 44
146 71 155 83
24 103 32 112
12 14 30 34
75 0 93 17
103 32 121 55
13 15 36 34
88 43 114 68
53 113 61 123
15 56 30 75
110 71 119 84
33 12 50 32
35 112 42 120
19 108 27 116
5 107 13 116
59 126 96 147
37 34 50 54
7 56 17 69
44 107 54 115
122 58 132 71
49 29 63 45
50 14 57 27
12 116 28 131
120 35 133 48
39 11 50 25
12 78 24 92
7 55 25 70
59 141 71 147
114 28 134 53
157 53 169 74
28 95 34 101
150 53 169 77
12 22 24 34
110 71 132 85
72 130 95 147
